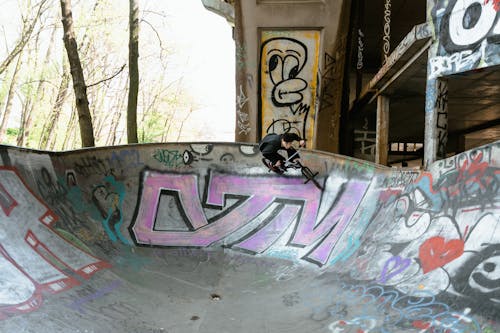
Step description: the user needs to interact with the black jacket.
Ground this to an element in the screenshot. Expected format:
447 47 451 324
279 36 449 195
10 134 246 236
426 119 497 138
258 133 301 164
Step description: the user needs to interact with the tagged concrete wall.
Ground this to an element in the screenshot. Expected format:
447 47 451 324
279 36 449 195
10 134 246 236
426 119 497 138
429 0 500 78
0 141 498 332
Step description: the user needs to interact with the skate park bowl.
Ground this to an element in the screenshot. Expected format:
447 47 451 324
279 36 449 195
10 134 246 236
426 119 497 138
0 141 498 333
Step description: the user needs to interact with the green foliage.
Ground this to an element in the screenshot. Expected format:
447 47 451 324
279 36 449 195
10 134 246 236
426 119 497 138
6 128 19 136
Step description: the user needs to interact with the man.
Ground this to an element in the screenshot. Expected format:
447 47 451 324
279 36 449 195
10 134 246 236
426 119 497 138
259 132 306 172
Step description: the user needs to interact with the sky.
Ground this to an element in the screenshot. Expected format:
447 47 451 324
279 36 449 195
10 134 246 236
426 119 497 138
146 0 236 141
0 0 236 143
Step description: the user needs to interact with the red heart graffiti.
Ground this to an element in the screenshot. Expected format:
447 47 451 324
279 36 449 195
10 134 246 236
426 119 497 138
419 236 464 274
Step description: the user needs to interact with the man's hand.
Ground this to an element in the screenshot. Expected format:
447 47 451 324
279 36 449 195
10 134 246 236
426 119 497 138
299 140 306 148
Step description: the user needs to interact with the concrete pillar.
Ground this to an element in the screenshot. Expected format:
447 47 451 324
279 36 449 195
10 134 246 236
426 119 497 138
424 77 448 169
375 95 389 165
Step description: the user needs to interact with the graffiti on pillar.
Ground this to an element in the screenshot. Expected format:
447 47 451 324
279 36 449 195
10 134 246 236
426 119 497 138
357 29 365 70
382 0 392 63
319 52 337 142
0 167 110 320
259 31 320 144
429 0 500 78
236 84 251 136
435 80 448 158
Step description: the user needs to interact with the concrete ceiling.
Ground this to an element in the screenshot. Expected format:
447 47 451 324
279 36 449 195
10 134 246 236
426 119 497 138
352 0 500 155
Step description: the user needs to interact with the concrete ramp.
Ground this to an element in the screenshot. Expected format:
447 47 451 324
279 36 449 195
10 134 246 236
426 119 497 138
0 142 498 333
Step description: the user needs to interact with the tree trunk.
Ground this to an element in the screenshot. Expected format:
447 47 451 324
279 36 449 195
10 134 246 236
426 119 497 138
61 106 77 150
0 54 23 142
16 41 38 147
127 0 139 144
107 76 128 146
24 27 56 146
40 59 71 149
60 0 95 147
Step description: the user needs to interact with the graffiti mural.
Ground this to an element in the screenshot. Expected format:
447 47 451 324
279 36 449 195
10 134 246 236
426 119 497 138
131 170 369 266
259 30 320 144
0 167 110 319
429 0 500 78
336 148 500 314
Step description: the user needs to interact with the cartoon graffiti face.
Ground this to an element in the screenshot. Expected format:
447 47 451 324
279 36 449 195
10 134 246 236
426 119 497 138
469 252 500 299
453 245 500 302
263 37 308 106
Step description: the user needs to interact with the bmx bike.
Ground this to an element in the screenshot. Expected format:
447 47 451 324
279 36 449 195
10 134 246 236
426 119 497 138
261 152 323 190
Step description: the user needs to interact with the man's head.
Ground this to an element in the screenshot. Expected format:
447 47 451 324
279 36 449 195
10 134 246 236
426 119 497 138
281 133 296 149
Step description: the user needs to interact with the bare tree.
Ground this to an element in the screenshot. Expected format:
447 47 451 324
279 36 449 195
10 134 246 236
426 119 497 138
0 0 49 75
60 0 95 147
39 58 71 149
0 54 23 142
127 0 139 143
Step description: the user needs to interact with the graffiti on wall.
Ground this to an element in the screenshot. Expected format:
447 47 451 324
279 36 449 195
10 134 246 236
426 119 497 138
131 170 369 267
429 0 500 78
259 31 320 143
129 143 500 316
337 148 500 313
0 167 110 320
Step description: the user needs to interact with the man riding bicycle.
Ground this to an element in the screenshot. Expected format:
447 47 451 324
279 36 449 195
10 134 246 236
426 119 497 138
258 132 306 173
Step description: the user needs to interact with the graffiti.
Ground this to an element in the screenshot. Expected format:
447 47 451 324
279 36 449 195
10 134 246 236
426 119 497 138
181 144 214 166
339 151 500 311
69 280 123 313
372 27 417 84
236 84 250 136
435 80 448 158
486 0 500 11
260 32 320 142
36 167 91 235
1 141 499 329
337 283 480 332
419 236 465 273
108 149 143 173
265 118 302 137
382 0 392 62
382 170 420 188
430 0 500 77
429 48 483 78
440 0 500 52
357 29 364 70
379 255 411 283
329 235 362 266
74 156 113 177
0 167 109 320
0 181 17 216
131 170 369 266
319 52 336 111
91 176 129 245
330 158 376 176
329 317 377 333
153 149 184 168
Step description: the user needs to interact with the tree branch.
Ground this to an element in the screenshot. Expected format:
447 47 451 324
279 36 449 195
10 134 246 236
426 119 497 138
86 64 126 88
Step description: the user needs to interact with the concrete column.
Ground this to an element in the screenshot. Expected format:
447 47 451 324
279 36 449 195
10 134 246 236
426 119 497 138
375 95 389 165
424 77 448 169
